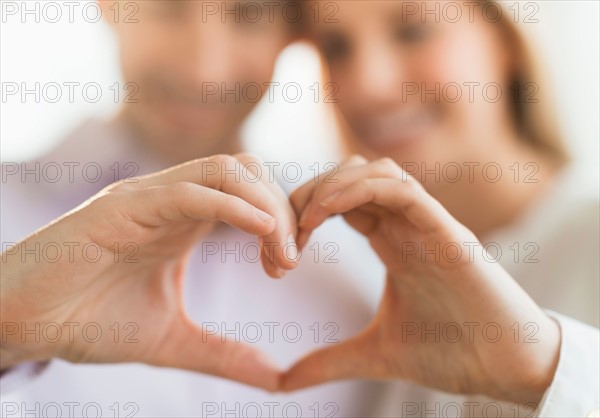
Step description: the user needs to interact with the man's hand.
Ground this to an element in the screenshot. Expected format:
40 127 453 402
1 154 298 391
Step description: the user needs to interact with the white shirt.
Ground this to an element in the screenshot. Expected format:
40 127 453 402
1 119 598 417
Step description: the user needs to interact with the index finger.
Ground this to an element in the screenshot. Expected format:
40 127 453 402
290 155 368 216
124 155 299 275
290 155 368 248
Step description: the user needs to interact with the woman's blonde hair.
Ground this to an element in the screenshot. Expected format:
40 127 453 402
494 0 570 163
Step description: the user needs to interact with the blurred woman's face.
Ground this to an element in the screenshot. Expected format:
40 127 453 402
307 1 517 179
103 0 292 158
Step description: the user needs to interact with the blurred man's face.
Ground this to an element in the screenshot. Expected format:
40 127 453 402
102 0 293 161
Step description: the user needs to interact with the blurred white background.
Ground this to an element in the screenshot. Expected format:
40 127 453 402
1 0 598 174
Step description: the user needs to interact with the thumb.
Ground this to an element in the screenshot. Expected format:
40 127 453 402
281 327 380 392
154 319 282 392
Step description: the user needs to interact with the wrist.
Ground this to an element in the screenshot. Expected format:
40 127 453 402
502 315 562 407
1 301 56 371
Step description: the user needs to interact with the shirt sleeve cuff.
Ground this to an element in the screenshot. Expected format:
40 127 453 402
537 310 599 418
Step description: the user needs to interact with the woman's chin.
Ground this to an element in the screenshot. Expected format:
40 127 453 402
356 130 433 163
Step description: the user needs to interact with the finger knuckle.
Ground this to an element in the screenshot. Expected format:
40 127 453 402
234 152 262 164
400 183 421 210
357 177 373 189
207 154 238 171
168 181 197 196
219 154 239 167
88 191 118 212
377 157 398 171
404 173 423 191
216 193 242 218
346 154 368 165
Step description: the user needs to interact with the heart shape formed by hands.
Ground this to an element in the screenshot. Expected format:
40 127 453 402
1 154 560 406
278 155 560 407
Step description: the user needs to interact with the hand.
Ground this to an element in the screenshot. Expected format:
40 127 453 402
283 156 560 405
1 154 298 391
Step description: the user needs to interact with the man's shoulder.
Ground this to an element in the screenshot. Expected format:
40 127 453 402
0 118 124 242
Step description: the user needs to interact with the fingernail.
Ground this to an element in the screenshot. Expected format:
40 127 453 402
321 190 342 206
274 267 287 278
255 209 275 223
285 234 298 262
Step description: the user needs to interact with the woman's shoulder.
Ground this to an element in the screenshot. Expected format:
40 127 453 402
549 164 599 230
518 163 598 237
485 163 598 260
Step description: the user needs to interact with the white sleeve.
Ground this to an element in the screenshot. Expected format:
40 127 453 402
0 362 50 395
537 311 599 418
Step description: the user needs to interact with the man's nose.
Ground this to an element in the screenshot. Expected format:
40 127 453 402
351 40 406 108
182 21 237 86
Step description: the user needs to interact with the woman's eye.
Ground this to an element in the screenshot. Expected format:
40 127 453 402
394 24 430 43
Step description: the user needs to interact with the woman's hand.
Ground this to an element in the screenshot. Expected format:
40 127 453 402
284 156 560 405
1 154 298 391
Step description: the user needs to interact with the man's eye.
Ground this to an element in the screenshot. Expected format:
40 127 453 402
232 3 284 29
320 38 350 62
143 0 187 18
394 24 430 43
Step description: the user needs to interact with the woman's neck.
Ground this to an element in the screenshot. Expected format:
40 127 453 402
426 140 563 239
